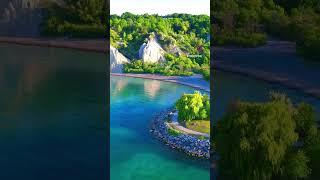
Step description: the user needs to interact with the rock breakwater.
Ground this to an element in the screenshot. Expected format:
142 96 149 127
150 110 210 159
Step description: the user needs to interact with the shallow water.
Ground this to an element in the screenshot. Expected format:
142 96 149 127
0 43 107 179
110 76 210 180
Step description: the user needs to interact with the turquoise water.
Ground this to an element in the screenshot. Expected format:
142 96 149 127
110 76 210 180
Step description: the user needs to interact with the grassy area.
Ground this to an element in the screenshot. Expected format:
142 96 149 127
185 120 210 134
167 126 183 136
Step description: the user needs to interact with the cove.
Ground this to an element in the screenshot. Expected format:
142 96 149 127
110 76 210 180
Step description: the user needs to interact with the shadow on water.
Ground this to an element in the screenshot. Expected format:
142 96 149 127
0 43 107 180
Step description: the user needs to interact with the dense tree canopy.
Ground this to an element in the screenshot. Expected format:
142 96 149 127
175 91 210 122
110 13 209 59
111 13 210 78
41 0 107 37
215 93 319 180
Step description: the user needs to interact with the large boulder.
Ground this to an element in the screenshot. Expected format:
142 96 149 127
139 38 165 63
110 46 130 73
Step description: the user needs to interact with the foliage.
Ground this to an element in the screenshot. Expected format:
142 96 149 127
175 91 210 122
42 21 106 38
307 140 320 180
110 12 210 65
212 0 320 60
215 93 318 180
194 64 210 81
214 30 267 47
123 60 161 74
41 0 107 37
123 53 198 76
167 126 182 136
293 102 318 149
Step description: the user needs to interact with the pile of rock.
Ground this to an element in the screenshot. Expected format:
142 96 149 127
150 110 210 159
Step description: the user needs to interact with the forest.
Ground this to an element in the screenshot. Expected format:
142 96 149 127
111 13 210 79
212 0 320 60
41 0 107 38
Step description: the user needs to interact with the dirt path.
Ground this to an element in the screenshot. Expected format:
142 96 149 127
167 122 210 138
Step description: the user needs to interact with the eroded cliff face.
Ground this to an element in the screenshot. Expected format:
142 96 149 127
110 46 130 73
138 38 165 63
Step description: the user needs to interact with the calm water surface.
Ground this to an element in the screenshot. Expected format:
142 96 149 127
110 76 210 180
214 71 320 121
0 43 107 179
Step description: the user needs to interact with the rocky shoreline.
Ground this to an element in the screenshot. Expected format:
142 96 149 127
150 109 210 159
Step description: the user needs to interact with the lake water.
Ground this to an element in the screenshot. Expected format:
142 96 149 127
0 43 107 179
213 71 320 121
110 76 210 180
2 42 319 180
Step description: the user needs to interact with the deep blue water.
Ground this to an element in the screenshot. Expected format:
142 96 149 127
0 43 107 179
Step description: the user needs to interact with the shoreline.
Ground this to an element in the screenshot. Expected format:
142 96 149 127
1 36 319 99
214 62 320 99
111 73 210 92
150 109 210 159
0 36 106 53
213 41 320 99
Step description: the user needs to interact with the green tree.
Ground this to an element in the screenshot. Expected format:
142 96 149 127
175 91 210 122
216 93 317 180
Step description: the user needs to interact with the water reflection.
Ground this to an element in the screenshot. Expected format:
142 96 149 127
1 62 56 114
110 77 129 96
144 79 161 98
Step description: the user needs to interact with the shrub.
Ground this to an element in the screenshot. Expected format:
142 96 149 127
123 54 200 76
175 91 210 122
42 21 106 38
297 28 320 61
214 30 267 47
194 64 210 81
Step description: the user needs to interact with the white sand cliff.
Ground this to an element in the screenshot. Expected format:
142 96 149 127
110 46 130 73
139 38 165 63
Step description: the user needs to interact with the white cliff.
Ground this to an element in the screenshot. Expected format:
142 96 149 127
139 38 165 63
110 46 130 73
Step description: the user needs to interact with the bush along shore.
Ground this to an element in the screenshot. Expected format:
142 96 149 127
150 109 210 159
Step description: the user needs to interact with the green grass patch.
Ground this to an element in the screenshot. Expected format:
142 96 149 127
167 126 183 136
185 120 210 134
